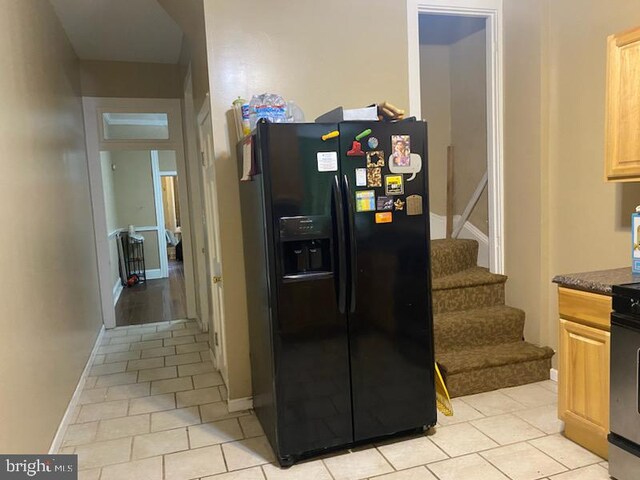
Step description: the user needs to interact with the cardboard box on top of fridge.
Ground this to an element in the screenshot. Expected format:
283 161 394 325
315 106 379 123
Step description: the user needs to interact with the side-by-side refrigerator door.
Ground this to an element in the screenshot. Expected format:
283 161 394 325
260 122 353 460
339 121 436 441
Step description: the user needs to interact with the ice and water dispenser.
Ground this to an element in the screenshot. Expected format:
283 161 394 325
279 216 332 280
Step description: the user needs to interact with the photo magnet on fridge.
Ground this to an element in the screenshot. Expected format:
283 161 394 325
355 168 367 187
384 174 404 196
390 135 411 166
376 196 393 211
355 190 376 212
388 152 422 181
406 195 423 215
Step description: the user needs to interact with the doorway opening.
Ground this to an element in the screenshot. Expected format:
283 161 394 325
407 0 504 273
420 14 489 266
84 98 197 329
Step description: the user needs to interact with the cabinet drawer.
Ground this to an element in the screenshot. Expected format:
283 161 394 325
558 287 611 331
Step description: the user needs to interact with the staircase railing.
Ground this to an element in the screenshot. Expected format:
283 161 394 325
445 145 489 239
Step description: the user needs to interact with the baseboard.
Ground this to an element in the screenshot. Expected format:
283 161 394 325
146 269 163 280
550 368 558 382
112 280 123 306
228 396 253 412
49 325 105 454
429 212 489 268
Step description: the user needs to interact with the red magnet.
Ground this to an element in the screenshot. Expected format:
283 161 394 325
347 141 364 156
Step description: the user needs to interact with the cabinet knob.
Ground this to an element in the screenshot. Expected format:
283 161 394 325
212 276 222 284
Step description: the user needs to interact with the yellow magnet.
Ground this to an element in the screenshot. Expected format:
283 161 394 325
322 130 340 141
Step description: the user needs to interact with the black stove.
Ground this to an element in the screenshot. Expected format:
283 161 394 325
608 282 640 480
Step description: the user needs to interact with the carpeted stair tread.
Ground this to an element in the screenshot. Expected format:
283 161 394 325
444 358 552 397
432 266 507 291
431 239 479 279
437 341 555 375
434 306 525 352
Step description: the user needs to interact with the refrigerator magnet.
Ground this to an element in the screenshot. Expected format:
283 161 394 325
390 135 411 166
376 196 393 211
384 174 404 196
367 167 382 187
347 141 364 156
406 195 423 215
375 212 393 224
368 137 379 149
389 152 422 181
355 190 376 212
366 151 385 168
355 168 367 187
394 198 405 211
317 151 338 172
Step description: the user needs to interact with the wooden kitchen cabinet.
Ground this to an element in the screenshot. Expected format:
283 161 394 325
558 287 610 459
605 26 640 181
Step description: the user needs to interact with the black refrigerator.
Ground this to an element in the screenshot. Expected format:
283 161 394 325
238 119 436 466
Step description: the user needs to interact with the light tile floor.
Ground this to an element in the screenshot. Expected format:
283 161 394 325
58 319 611 480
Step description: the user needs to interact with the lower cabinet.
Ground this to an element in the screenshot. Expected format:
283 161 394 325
558 287 611 459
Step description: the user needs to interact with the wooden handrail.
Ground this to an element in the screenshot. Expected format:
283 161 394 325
452 171 488 239
446 146 454 239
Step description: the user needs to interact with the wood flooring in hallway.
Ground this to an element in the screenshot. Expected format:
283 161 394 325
115 260 187 326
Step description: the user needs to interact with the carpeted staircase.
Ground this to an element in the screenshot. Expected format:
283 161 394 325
431 238 554 397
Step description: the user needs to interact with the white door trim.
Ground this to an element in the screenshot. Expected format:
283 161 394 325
83 97 198 328
407 0 505 274
182 66 211 334
197 95 228 381
151 150 169 278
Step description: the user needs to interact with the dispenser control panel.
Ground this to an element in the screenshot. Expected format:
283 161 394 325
279 216 330 241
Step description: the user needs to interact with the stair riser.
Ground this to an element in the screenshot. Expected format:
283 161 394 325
433 284 505 315
434 316 525 352
445 358 552 398
431 240 478 278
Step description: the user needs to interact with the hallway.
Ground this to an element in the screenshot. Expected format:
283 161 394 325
116 261 187 326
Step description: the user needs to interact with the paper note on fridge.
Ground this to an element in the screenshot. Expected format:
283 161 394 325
317 152 338 172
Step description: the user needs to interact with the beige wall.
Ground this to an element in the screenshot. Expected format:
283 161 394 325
159 149 178 172
420 44 451 218
419 29 488 235
0 0 102 452
544 0 640 353
503 0 549 349
157 0 209 111
450 29 488 235
80 60 181 98
111 150 161 270
100 151 119 233
203 0 409 400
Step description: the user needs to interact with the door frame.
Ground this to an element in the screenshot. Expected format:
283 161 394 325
406 0 505 274
181 66 211 334
196 95 227 379
83 96 198 328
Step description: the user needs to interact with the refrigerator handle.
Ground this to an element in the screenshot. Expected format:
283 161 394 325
332 176 347 314
343 174 357 314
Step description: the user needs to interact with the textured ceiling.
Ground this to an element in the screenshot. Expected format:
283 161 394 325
50 0 183 64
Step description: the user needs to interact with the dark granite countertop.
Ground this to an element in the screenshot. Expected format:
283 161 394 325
552 267 640 295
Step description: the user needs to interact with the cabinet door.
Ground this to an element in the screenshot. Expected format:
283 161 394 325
605 26 640 181
559 318 610 458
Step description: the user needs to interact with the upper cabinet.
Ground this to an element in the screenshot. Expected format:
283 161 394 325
605 26 640 182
